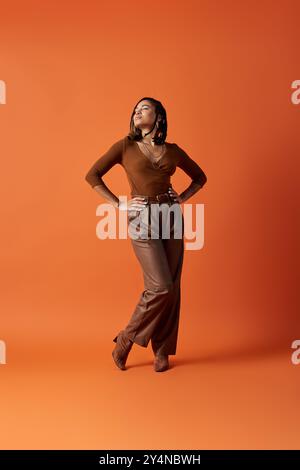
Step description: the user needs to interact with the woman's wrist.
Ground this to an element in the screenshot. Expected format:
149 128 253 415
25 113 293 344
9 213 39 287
110 198 119 209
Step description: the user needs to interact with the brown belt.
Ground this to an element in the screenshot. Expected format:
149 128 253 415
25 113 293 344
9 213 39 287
133 192 173 204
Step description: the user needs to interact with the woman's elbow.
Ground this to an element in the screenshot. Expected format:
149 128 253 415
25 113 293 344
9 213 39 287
193 172 207 188
85 170 98 188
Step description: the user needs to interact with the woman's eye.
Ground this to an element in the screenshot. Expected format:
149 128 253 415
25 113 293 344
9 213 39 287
135 106 148 114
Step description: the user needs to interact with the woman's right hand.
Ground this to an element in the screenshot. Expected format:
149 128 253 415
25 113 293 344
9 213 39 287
118 196 148 212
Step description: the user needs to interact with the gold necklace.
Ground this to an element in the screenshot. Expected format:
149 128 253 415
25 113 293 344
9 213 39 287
140 140 166 169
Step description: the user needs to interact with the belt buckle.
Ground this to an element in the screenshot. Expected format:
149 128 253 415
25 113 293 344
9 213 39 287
156 193 170 204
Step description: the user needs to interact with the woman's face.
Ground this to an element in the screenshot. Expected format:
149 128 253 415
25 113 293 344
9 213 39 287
133 100 159 128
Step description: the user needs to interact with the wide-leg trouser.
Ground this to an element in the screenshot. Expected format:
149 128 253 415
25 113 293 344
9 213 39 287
113 200 185 356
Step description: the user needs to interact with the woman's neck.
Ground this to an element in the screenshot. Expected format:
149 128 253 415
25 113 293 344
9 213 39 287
141 130 156 146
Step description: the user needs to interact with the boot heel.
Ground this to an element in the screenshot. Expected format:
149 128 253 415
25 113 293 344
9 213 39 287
112 330 133 370
154 354 169 372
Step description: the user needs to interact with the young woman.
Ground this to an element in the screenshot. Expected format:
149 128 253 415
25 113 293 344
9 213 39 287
85 97 207 372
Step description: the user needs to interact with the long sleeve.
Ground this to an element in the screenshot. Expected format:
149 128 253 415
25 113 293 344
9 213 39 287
175 143 207 188
85 138 123 188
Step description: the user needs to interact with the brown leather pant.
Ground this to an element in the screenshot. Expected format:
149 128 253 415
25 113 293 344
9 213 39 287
113 193 185 356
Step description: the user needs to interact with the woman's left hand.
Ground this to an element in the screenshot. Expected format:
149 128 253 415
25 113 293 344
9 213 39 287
168 187 183 203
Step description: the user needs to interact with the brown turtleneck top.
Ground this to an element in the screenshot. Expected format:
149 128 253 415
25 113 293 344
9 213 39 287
85 135 207 196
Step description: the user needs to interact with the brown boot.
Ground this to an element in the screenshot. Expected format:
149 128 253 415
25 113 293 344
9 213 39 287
154 354 169 372
112 330 133 370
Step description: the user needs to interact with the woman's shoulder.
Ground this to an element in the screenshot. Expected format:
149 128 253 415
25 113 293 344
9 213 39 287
169 142 193 164
110 135 131 153
168 141 182 153
123 135 137 149
124 135 135 143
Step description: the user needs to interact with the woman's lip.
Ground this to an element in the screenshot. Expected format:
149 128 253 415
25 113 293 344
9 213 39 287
135 116 142 119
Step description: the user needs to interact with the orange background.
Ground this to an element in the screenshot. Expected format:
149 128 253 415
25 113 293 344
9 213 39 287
0 0 299 450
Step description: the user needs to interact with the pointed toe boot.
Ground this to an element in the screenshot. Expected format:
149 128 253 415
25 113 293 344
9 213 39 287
112 330 133 370
154 354 169 372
